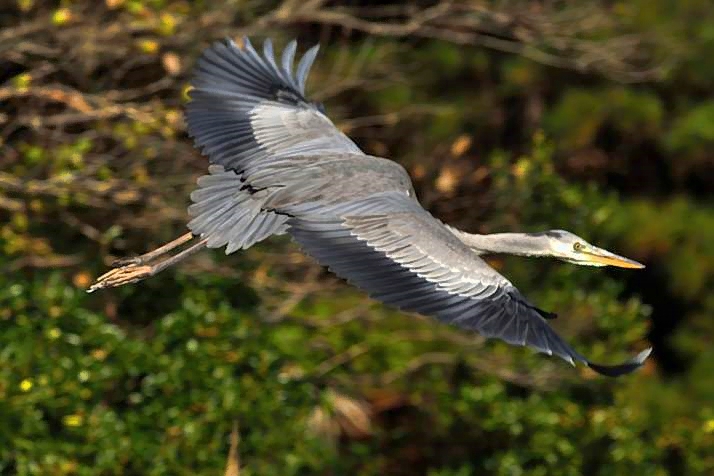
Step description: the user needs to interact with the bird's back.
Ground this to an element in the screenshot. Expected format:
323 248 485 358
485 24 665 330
250 153 416 211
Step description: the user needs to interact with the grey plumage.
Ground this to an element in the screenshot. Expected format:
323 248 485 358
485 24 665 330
187 165 288 253
184 37 651 377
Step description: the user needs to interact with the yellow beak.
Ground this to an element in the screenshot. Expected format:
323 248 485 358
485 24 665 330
584 247 645 269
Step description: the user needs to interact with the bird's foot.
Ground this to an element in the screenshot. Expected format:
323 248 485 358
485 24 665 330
87 264 154 293
88 233 206 293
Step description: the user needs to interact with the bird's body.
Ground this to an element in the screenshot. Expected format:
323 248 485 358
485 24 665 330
91 37 651 377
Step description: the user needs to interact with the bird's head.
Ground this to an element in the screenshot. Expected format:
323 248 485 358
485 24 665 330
540 230 644 269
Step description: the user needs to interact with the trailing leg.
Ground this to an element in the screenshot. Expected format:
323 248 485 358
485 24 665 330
111 232 194 267
88 235 207 292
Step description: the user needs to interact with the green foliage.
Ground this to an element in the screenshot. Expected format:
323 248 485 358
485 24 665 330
666 102 714 160
546 88 663 149
3 135 709 475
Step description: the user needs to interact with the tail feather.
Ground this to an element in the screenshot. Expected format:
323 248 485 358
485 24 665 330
187 165 288 253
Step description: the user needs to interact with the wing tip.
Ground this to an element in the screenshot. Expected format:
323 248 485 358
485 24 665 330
196 35 320 100
585 346 652 377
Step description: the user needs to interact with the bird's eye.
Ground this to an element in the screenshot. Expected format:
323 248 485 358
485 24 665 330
573 242 583 252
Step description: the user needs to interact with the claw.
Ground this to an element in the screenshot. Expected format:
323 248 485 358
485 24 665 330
87 264 153 293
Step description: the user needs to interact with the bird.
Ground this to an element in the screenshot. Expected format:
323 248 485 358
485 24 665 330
89 37 652 377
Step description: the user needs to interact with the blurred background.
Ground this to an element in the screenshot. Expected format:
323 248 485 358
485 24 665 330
1 0 713 474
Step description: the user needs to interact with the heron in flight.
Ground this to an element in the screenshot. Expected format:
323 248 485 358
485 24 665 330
90 37 651 376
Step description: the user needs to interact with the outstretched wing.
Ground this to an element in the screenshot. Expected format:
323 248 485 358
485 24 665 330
287 192 651 377
186 37 362 177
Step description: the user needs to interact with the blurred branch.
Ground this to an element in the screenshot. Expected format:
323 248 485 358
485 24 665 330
0 19 48 42
0 171 146 209
5 253 82 271
263 0 672 83
338 104 450 134
0 86 156 128
314 342 371 377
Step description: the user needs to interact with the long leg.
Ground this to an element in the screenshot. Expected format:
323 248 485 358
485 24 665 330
111 232 194 267
88 236 208 293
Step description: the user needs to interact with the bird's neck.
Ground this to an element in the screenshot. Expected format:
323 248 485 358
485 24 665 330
450 229 552 257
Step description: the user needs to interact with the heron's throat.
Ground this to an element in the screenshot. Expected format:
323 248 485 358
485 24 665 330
450 230 553 258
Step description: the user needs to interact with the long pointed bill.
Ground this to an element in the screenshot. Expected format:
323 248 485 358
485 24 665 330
584 247 645 269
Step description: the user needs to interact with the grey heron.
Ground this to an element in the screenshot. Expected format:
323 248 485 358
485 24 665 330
89 37 651 377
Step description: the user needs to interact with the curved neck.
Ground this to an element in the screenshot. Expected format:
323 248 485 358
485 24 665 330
449 228 552 257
